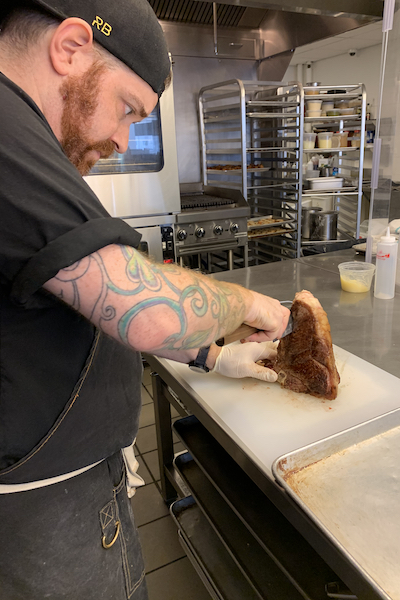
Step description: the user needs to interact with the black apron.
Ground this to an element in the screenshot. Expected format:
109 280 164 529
0 329 143 484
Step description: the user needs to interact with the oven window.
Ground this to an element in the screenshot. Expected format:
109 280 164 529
88 104 164 175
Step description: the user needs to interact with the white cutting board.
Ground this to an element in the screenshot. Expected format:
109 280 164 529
164 345 400 479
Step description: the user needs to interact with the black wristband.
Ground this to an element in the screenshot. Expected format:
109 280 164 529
188 346 211 373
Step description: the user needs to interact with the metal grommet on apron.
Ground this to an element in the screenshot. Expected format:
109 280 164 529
102 519 121 549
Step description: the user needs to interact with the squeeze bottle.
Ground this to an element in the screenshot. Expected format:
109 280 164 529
374 227 398 299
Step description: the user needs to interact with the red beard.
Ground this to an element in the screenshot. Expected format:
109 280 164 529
59 61 115 176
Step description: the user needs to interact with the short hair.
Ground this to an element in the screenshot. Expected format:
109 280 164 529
0 4 60 53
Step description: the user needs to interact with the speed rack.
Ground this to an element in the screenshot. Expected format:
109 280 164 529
199 79 304 263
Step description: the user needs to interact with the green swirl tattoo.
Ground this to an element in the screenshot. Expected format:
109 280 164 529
60 245 247 351
107 247 247 349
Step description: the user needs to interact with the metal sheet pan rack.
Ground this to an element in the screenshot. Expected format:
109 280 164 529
199 80 304 264
170 415 353 599
303 83 367 241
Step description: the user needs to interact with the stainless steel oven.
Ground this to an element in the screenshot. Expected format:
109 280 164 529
84 79 180 261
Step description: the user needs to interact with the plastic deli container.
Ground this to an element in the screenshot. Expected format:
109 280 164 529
335 99 350 109
305 82 321 95
338 261 376 293
308 177 344 190
303 132 316 149
351 137 361 147
317 132 333 148
306 100 322 111
306 110 322 118
332 132 349 148
322 101 334 112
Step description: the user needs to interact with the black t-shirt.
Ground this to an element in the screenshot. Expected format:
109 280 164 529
0 73 143 476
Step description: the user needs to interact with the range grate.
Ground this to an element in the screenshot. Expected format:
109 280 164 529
181 194 236 210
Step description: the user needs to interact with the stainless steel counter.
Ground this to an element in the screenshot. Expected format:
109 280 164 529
209 249 400 378
146 250 400 600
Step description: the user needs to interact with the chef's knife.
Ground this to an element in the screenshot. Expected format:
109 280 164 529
216 313 294 346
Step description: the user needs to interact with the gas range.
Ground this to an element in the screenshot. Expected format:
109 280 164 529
175 186 249 255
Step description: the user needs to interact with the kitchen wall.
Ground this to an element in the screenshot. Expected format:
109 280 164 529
172 56 257 184
283 44 381 120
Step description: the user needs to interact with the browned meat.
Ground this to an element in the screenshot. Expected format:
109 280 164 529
274 290 340 400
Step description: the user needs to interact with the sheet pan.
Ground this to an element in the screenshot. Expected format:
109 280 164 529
272 408 400 600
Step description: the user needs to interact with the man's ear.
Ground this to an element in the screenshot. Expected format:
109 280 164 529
49 17 94 76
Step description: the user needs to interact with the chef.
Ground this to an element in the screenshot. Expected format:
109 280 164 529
0 1 290 598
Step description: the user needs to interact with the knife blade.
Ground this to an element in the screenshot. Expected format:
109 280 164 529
216 313 294 346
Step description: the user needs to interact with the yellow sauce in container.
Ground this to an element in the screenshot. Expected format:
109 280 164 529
340 277 370 293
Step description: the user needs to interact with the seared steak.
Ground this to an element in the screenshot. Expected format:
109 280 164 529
274 290 340 400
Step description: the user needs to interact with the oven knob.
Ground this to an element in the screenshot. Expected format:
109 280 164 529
195 227 205 238
177 229 187 241
230 223 239 234
213 225 223 236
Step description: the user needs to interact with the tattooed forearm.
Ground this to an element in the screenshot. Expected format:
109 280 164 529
49 244 250 353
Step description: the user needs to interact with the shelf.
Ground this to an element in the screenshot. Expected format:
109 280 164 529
304 115 361 122
301 233 353 246
247 112 300 119
206 167 271 174
304 93 360 100
302 190 358 197
247 100 300 108
302 147 360 153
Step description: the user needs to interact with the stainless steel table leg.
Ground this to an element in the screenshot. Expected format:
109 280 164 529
228 249 233 270
244 242 249 268
151 372 177 503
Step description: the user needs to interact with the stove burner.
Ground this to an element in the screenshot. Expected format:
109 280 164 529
181 194 236 211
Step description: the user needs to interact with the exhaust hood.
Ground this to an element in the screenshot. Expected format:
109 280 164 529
150 0 383 65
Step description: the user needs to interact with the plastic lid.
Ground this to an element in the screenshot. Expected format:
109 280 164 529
380 226 397 243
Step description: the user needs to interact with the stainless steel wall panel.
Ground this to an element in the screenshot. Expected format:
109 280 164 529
171 56 257 183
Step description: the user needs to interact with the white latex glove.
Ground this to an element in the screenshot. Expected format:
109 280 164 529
212 342 278 382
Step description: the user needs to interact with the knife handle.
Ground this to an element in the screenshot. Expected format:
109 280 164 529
216 324 259 346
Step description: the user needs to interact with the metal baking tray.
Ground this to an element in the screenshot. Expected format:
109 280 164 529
170 495 261 600
272 407 400 600
248 227 290 239
247 216 295 230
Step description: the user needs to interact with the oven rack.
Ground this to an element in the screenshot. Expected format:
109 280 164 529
199 79 303 263
199 80 368 264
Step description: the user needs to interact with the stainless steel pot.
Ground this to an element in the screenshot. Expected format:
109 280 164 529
320 166 332 177
310 210 338 241
301 206 322 239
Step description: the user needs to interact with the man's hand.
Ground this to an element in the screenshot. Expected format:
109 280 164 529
211 341 278 382
243 292 290 342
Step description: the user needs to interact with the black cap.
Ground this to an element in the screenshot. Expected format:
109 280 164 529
2 0 170 96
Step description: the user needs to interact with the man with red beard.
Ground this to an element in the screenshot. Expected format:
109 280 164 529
0 1 289 598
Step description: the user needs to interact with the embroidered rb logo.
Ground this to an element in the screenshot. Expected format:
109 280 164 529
92 16 112 36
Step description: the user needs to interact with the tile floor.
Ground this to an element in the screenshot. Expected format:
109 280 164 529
131 363 212 600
